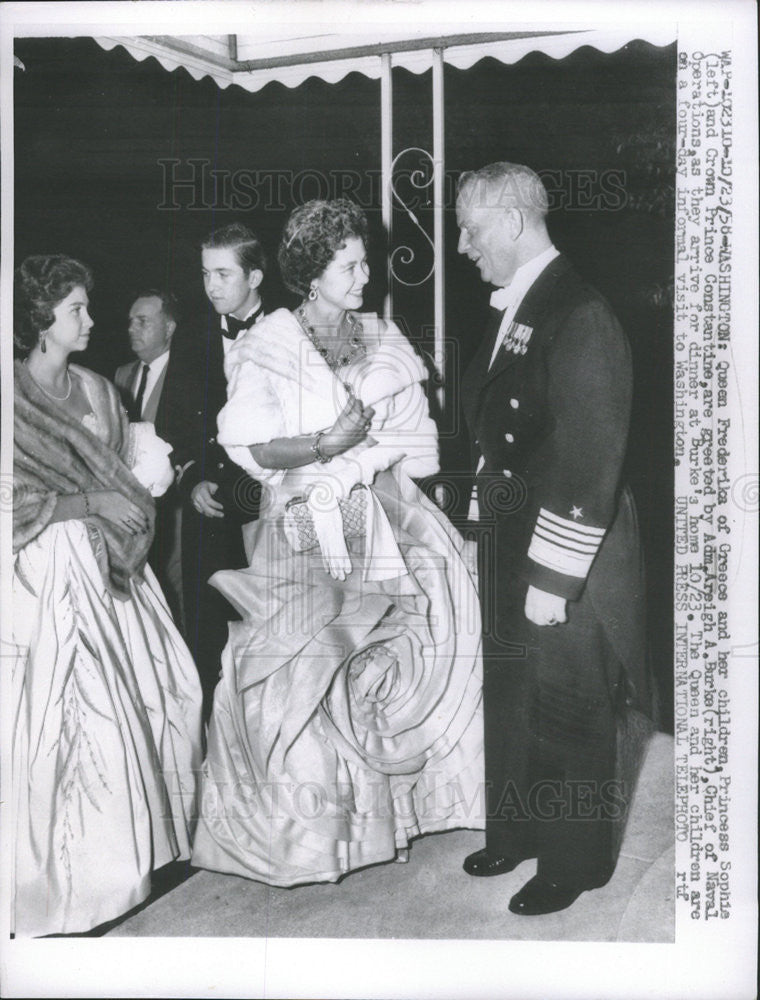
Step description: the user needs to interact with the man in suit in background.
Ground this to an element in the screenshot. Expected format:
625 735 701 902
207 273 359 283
457 162 651 915
116 289 184 626
163 223 266 723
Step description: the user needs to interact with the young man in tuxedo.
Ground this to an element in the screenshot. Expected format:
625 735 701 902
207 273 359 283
163 223 266 723
457 162 651 915
115 289 184 625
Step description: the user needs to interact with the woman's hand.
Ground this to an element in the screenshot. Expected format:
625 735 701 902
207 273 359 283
249 398 376 471
321 396 375 458
90 490 150 535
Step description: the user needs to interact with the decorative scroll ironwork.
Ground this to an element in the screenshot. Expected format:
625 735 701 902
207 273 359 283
389 146 436 288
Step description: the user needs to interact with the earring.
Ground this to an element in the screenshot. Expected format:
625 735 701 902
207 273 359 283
308 285 318 301
40 334 47 353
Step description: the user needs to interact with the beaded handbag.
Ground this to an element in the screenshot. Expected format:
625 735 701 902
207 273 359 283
283 485 368 552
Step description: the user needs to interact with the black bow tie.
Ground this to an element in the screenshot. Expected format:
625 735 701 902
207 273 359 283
222 305 263 340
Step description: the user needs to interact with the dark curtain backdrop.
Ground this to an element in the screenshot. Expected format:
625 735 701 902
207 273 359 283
13 37 675 727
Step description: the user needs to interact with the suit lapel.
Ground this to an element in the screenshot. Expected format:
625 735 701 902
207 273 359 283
467 307 504 395
461 306 505 442
114 360 137 416
121 359 140 394
216 324 228 379
199 320 226 394
483 254 573 386
483 326 525 384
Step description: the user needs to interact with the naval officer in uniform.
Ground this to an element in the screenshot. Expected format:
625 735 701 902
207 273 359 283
457 162 651 915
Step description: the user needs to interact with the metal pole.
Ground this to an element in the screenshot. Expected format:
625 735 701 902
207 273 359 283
432 47 445 411
381 52 393 322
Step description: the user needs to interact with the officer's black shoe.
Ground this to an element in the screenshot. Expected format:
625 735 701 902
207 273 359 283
508 875 585 915
463 848 521 877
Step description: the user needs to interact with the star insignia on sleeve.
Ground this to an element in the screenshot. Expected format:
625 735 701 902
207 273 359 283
570 505 583 520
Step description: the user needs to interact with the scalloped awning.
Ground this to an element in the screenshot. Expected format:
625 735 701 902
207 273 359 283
94 26 677 93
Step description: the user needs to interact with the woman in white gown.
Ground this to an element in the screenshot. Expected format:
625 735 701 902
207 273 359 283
192 200 483 886
12 255 202 936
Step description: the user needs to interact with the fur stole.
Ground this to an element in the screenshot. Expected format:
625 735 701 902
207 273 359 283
13 360 154 598
218 308 427 445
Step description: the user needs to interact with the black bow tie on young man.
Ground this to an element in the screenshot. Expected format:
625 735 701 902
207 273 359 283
222 304 263 339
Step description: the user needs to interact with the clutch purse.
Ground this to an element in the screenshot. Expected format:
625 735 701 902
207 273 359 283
283 485 368 552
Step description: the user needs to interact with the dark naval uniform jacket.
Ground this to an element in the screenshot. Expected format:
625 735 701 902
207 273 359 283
161 314 262 719
461 253 651 886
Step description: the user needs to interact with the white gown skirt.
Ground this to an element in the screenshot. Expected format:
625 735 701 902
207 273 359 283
11 520 203 937
192 469 484 887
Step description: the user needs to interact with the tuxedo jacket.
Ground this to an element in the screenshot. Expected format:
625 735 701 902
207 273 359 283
461 254 647 706
161 320 261 523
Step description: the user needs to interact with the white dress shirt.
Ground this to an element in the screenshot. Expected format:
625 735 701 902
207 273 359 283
488 244 560 368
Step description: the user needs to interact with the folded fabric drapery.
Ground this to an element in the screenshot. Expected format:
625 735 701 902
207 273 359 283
191 309 484 887
13 360 154 598
11 360 202 937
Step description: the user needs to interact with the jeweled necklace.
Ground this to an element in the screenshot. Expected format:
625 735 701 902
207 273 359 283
26 362 72 402
296 304 366 371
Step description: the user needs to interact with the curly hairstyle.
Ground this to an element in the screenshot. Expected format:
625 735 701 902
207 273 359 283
277 199 369 297
14 254 93 354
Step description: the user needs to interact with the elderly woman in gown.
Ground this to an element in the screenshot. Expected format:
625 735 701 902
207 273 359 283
192 200 483 886
12 255 202 935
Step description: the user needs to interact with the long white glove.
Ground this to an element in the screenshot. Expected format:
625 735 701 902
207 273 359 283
307 491 352 581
